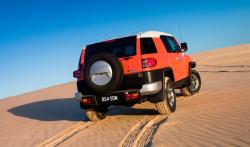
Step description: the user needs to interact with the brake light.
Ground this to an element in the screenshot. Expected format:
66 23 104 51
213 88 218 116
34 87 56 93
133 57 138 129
73 70 81 78
82 97 93 104
142 58 157 68
126 93 139 100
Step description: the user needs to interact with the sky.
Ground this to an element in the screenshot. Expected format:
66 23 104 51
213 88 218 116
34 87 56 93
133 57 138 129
0 0 250 99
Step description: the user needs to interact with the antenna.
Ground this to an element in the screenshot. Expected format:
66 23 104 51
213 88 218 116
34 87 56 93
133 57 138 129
178 24 183 43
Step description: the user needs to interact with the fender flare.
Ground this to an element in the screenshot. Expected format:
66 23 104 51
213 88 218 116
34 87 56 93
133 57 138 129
149 67 174 103
187 61 196 85
190 62 196 69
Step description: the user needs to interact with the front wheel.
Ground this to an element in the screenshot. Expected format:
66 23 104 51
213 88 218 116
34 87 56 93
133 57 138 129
85 108 107 122
155 77 176 115
180 70 201 96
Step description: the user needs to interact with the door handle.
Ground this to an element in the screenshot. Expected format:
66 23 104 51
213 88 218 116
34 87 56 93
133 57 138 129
176 57 181 61
120 57 132 61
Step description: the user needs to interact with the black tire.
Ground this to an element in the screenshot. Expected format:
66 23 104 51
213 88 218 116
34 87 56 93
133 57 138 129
155 77 176 115
180 70 201 96
85 109 107 122
84 53 123 94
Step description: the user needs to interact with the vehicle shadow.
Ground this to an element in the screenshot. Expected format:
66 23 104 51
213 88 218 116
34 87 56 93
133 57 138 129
8 98 159 121
108 92 183 116
108 106 159 116
8 98 87 121
8 93 184 121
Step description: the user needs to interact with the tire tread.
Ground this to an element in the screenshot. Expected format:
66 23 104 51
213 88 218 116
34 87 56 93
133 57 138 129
155 77 176 115
85 109 106 122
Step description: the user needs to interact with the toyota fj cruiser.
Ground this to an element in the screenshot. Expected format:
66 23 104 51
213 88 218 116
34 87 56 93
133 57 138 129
73 31 201 121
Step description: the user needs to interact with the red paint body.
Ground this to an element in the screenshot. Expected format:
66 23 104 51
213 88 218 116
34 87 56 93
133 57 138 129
74 33 192 83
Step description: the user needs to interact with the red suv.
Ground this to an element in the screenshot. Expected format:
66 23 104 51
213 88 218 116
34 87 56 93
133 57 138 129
73 31 201 121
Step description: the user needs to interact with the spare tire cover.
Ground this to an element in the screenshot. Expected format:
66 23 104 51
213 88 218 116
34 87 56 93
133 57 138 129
84 52 123 94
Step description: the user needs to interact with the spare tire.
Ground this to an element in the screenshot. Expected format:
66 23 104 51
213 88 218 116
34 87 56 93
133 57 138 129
84 52 123 94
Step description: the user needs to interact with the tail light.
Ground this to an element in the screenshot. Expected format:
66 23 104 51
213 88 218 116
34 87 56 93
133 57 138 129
73 49 85 79
125 93 139 100
82 97 94 104
73 70 81 78
142 58 157 68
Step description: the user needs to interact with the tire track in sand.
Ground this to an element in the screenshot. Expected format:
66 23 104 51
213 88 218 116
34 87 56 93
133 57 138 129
118 115 167 147
118 94 197 147
36 121 95 147
37 95 192 147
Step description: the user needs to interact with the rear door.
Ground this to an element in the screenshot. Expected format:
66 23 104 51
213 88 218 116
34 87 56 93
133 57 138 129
85 36 142 90
85 36 142 75
117 37 142 75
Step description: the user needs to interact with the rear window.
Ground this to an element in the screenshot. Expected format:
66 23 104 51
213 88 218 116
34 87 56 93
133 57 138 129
140 38 157 54
85 36 136 61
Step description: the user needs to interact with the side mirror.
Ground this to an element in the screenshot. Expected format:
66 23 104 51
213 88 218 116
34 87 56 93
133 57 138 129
181 42 188 52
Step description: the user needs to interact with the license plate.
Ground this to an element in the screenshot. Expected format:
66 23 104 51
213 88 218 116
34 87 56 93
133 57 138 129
101 95 118 102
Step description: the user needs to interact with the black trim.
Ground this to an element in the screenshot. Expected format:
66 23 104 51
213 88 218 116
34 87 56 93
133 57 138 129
187 62 197 86
77 72 142 95
79 89 142 109
174 62 196 88
190 62 196 68
78 67 192 106
143 67 174 103
78 67 176 105
119 73 142 90
142 67 174 84
77 80 87 94
142 69 163 84
174 77 189 88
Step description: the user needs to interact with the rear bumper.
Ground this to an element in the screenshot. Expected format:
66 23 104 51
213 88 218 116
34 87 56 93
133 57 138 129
75 81 162 109
76 89 140 109
140 81 162 96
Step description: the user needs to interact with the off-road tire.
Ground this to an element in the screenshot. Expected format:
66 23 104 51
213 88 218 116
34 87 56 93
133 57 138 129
155 77 176 115
180 70 201 96
84 52 123 94
85 109 107 122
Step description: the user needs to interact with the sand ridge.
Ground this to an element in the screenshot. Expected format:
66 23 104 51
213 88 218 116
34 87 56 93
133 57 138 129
37 121 95 147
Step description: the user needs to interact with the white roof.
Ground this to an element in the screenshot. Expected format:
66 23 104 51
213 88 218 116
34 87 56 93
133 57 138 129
138 31 173 38
84 31 174 47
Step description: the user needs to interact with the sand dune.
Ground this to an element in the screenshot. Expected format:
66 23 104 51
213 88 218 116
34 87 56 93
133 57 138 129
0 82 80 147
193 44 250 66
151 44 250 146
1 44 250 147
152 73 250 146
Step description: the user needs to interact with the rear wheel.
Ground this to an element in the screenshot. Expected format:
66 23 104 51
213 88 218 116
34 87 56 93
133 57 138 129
85 108 107 122
155 77 176 115
180 70 201 96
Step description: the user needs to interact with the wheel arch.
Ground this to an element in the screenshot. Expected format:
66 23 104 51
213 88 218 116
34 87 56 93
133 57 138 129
149 67 175 103
163 68 175 82
190 61 196 69
188 61 196 82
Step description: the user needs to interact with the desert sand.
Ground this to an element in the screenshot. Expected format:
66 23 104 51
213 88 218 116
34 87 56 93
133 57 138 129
0 44 250 147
